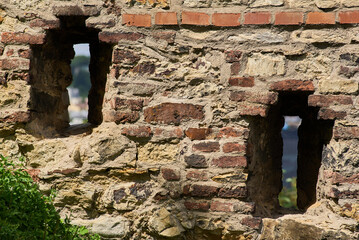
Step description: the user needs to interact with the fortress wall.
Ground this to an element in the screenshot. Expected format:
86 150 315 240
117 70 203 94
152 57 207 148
0 0 358 239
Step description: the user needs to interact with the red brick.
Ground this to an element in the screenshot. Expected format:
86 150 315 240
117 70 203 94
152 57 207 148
225 50 242 62
161 168 180 181
230 91 278 105
18 49 31 59
223 143 246 153
333 126 359 139
153 127 184 139
218 186 247 198
185 128 211 140
229 77 254 87
0 59 30 70
122 14 151 27
184 184 218 197
186 170 208 181
217 127 249 139
144 103 204 125
0 111 30 123
241 216 261 229
24 169 40 182
132 61 156 75
30 18 60 29
213 156 247 168
0 73 6 85
306 12 335 25
212 13 241 27
210 201 234 212
243 12 271 25
99 31 144 43
184 201 210 211
308 95 353 107
113 49 140 64
6 49 14 57
11 72 30 83
328 187 358 199
193 142 220 152
230 62 241 75
1 32 45 45
274 12 303 25
121 126 152 138
339 11 359 24
155 12 178 25
184 154 208 168
237 104 269 117
325 171 359 185
182 12 210 26
154 192 169 201
112 98 143 111
103 110 140 123
270 80 315 92
318 108 346 120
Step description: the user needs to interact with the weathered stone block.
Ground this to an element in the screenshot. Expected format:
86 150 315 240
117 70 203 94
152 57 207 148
161 167 180 181
184 154 208 168
138 143 179 164
210 200 234 212
230 91 278 104
245 53 285 77
250 0 284 7
318 79 359 94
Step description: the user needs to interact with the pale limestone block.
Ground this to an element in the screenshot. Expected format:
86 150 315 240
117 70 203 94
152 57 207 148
315 0 339 8
245 53 286 77
250 0 284 7
319 79 359 94
342 0 359 7
291 30 351 44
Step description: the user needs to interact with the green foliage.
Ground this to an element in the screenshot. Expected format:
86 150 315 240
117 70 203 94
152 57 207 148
0 155 101 240
70 55 91 98
278 176 298 209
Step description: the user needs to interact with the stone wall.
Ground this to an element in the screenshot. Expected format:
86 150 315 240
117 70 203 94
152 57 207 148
0 0 358 239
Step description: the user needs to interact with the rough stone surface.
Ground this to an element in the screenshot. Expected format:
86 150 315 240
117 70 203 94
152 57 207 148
0 1 359 240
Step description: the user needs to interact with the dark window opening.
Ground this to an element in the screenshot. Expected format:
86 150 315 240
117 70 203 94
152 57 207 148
29 16 113 136
247 92 333 216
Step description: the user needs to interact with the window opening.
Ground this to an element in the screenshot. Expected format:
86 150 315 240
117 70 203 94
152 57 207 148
278 116 301 209
69 44 90 125
29 16 113 136
247 93 333 215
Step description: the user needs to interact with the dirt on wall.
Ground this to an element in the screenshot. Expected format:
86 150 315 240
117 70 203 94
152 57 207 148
0 0 358 239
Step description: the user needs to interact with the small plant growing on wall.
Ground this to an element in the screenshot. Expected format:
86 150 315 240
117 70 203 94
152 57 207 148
278 174 298 209
0 155 101 240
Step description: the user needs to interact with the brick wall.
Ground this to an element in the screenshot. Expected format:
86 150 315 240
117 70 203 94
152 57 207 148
0 0 358 239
